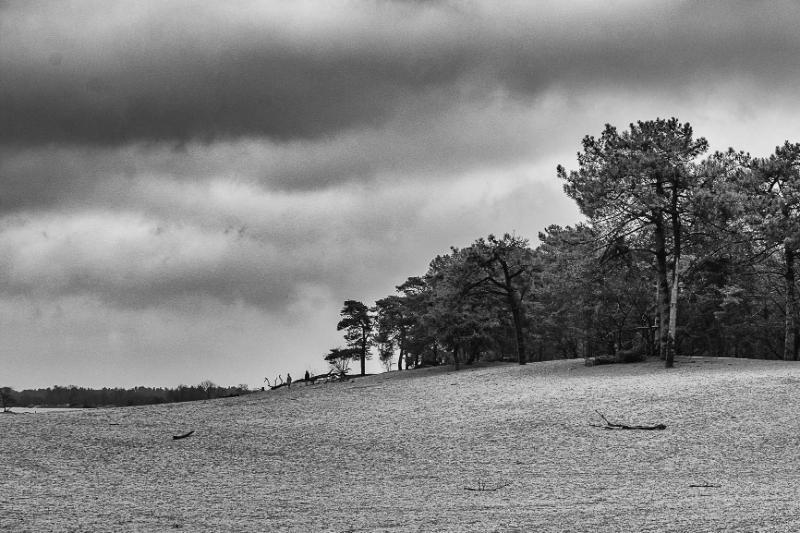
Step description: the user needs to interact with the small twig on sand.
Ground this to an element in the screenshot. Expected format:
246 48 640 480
172 430 195 440
464 481 512 492
689 483 720 488
591 410 666 431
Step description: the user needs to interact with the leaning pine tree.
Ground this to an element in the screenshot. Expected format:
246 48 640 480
558 118 709 367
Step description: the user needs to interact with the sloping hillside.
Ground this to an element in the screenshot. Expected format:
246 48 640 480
3 357 800 532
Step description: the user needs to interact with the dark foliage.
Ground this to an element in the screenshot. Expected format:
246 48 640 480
7 383 251 408
331 120 800 369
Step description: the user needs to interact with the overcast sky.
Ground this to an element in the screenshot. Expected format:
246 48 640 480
2 0 800 389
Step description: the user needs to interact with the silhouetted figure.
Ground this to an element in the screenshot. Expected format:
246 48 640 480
286 373 292 389
304 370 310 384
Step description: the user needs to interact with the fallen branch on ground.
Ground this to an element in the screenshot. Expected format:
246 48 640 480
591 410 666 430
306 370 334 384
172 430 195 440
464 481 512 492
689 483 720 488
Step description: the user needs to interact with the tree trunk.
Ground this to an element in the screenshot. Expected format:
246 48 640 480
509 294 527 365
397 329 406 371
466 344 476 365
360 332 367 375
665 185 682 368
654 218 672 366
667 255 680 367
784 243 797 361
654 280 661 358
499 258 527 365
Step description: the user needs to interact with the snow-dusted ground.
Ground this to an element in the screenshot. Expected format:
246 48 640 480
3 357 800 532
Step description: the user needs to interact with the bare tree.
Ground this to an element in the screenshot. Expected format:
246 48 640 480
199 380 216 400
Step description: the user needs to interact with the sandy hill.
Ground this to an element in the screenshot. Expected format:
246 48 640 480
3 357 800 532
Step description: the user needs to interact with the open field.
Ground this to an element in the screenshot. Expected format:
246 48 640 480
3 357 800 532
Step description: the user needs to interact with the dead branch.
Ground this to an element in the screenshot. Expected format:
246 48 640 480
689 483 720 488
306 370 334 384
172 430 195 440
592 410 666 431
464 481 512 492
266 375 288 390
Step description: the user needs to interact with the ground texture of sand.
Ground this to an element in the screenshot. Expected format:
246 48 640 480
3 357 800 532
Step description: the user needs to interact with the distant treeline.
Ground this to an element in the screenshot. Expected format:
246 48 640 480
3 382 251 408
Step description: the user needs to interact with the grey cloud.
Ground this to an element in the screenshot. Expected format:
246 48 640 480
2 0 800 317
499 2 800 96
0 0 473 146
0 167 576 313
2 1 800 147
0 209 345 311
0 95 558 212
0 181 425 311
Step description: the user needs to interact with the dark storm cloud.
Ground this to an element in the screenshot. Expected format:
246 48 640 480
2 0 800 147
1 0 799 311
0 94 551 213
0 0 473 145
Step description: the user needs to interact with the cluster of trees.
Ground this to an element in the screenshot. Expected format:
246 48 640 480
326 118 800 372
0 381 250 409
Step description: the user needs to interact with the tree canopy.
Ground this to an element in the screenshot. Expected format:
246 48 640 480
559 118 709 367
336 300 373 375
325 118 800 373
